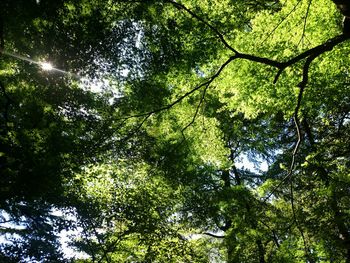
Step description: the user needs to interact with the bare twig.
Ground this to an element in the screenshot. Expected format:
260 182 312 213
298 0 313 47
260 0 303 45
117 113 152 143
181 83 209 135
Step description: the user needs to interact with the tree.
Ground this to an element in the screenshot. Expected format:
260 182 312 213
0 0 349 262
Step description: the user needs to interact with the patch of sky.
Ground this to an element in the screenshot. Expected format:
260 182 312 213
0 207 89 261
51 208 89 260
0 211 27 246
236 153 268 173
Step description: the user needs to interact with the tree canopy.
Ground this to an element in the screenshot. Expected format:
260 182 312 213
1 0 350 262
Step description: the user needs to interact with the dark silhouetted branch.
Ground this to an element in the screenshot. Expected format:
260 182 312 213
119 55 236 120
166 0 238 53
203 232 225 239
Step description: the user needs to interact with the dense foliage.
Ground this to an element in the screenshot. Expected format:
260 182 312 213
1 0 349 262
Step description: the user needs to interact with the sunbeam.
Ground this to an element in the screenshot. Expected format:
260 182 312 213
0 49 79 78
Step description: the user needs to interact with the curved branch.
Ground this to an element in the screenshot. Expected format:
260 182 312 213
165 0 349 78
165 0 238 53
203 232 225 239
263 54 318 202
298 0 313 46
119 55 236 120
236 53 283 68
260 0 303 45
118 3 349 150
274 34 349 82
181 83 209 137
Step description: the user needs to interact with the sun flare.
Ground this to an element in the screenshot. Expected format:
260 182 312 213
40 62 54 71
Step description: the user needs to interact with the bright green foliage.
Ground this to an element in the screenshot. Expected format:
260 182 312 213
65 162 211 262
1 0 350 262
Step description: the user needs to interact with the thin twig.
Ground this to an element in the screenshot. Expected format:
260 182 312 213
165 0 238 53
298 0 313 47
260 0 303 46
178 83 209 149
118 55 236 121
118 113 152 143
181 83 209 135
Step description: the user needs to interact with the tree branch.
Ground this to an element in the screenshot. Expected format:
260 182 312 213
260 0 303 45
297 0 313 46
119 55 236 120
263 53 317 202
165 0 238 53
181 83 209 136
166 0 349 82
203 232 225 239
274 34 349 83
